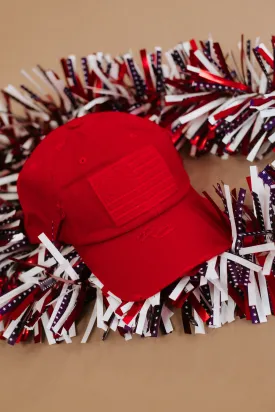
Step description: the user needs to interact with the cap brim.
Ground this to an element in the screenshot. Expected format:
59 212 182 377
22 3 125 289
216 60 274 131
77 188 232 302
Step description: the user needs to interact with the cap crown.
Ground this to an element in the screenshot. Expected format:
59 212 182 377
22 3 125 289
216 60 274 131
18 112 190 247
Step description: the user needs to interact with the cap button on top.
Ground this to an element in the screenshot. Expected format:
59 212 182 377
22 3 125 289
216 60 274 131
67 117 85 129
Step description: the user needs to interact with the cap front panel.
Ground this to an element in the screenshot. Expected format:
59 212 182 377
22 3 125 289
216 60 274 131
56 113 190 245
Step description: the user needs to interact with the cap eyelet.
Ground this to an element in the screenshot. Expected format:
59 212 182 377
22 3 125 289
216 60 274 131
56 143 63 151
79 157 87 165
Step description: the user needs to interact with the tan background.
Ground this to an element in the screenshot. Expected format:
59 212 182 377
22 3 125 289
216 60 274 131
1 1 275 411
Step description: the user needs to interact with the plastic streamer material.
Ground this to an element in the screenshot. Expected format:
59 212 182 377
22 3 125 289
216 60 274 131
0 160 275 344
1 36 275 163
0 36 275 344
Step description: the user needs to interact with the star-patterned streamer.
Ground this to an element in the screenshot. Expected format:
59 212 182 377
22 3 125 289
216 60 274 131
0 159 275 344
1 36 275 165
1 36 275 344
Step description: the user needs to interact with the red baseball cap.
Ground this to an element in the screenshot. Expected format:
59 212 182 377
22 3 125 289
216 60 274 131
17 112 231 301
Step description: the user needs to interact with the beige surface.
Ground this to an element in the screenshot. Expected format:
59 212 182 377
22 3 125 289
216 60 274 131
1 1 275 411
